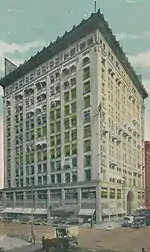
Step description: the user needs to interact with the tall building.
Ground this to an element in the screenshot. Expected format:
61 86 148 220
0 10 148 223
145 141 150 208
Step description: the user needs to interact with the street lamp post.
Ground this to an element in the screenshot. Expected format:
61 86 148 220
89 192 95 228
121 176 126 214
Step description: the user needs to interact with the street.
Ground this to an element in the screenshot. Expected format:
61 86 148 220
0 223 150 252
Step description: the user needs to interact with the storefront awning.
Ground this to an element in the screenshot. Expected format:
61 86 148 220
34 209 47 215
4 208 14 213
78 209 95 216
118 208 125 214
22 208 32 214
111 208 118 215
51 206 75 216
13 208 23 214
102 209 112 216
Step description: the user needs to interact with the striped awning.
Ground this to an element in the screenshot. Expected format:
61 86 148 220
118 208 126 214
78 209 95 216
13 208 23 214
102 209 112 215
22 208 32 214
4 208 14 213
34 209 47 215
111 208 118 215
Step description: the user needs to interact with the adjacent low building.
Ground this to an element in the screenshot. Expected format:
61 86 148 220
0 10 148 223
145 141 150 208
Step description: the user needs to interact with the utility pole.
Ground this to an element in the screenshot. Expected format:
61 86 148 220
122 176 126 214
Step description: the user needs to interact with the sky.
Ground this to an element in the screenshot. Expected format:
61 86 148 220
0 0 150 188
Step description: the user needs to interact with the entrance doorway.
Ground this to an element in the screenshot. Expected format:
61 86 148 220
127 191 134 215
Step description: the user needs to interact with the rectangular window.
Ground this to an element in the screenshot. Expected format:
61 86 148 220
56 109 61 119
55 57 60 66
83 66 90 80
50 61 54 69
42 65 46 74
43 151 47 160
37 69 41 77
50 75 54 83
56 84 60 93
70 47 76 57
51 174 55 184
71 116 77 127
70 78 76 86
84 110 90 122
65 173 70 183
50 123 55 134
71 102 76 113
50 111 55 121
64 105 70 116
84 95 90 108
50 149 55 159
65 145 70 156
72 157 77 168
37 128 41 138
84 125 91 138
43 126 47 136
84 139 91 152
56 121 61 132
38 176 42 185
71 88 76 100
63 81 69 90
83 80 90 94
84 154 91 167
56 161 61 171
71 143 77 155
64 91 69 102
138 192 141 200
50 161 55 172
37 152 41 162
109 188 115 199
85 169 91 181
64 51 69 60
56 147 61 158
71 129 77 141
72 172 77 182
57 174 61 183
80 41 86 51
65 131 70 143
50 136 55 146
101 187 108 198
83 57 90 66
64 118 70 130
117 189 121 199
43 163 47 173
87 37 93 46
56 134 61 145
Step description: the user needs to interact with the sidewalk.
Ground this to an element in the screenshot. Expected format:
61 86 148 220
7 242 42 252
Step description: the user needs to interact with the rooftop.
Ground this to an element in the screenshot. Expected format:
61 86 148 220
0 9 148 99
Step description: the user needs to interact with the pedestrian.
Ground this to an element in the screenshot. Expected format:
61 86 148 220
42 236 45 249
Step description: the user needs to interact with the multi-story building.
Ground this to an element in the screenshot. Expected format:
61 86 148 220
145 141 150 208
0 10 148 223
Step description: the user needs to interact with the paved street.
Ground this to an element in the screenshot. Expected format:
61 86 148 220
0 236 30 251
7 243 42 252
0 223 150 251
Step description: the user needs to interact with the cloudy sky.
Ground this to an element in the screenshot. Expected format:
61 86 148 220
0 0 150 188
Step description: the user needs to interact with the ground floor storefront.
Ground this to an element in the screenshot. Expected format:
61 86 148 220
0 182 144 224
